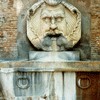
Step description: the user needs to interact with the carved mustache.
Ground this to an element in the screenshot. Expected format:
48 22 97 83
42 33 62 47
42 33 70 49
42 36 52 47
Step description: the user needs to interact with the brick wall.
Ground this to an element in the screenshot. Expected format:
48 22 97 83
0 0 17 60
0 0 100 60
91 0 100 60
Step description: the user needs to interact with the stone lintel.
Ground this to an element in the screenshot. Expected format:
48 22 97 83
0 61 100 72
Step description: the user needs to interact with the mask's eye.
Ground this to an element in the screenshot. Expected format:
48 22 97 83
56 17 63 22
42 17 51 23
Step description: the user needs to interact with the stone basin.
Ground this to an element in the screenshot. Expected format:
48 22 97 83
0 68 76 100
0 61 100 100
0 51 80 100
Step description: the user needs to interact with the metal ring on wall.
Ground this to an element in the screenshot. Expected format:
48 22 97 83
16 77 30 89
77 75 91 89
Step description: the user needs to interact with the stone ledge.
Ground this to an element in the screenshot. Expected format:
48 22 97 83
0 61 100 72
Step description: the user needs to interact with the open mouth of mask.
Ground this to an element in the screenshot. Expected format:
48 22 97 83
42 33 70 51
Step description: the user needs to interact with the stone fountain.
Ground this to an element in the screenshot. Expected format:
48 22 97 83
0 0 82 100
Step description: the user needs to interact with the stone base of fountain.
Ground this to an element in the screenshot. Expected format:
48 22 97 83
0 51 80 100
29 51 80 61
0 61 100 100
0 68 76 100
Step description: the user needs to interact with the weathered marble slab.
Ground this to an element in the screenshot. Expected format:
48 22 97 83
0 69 76 100
0 61 100 100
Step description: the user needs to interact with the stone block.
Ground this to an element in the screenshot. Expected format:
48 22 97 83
29 51 80 61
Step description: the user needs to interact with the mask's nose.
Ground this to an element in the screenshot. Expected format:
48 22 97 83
50 18 57 30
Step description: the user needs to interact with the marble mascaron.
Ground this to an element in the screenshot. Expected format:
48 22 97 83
27 0 81 51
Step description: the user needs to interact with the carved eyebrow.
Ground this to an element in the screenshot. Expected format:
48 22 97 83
55 14 64 17
41 13 64 18
41 14 51 18
54 11 65 17
41 10 51 18
41 10 65 18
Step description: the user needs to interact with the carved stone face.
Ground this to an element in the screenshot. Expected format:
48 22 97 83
40 4 69 50
40 5 67 38
27 1 81 51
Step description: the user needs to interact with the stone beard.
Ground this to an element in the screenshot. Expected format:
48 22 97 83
27 1 81 51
